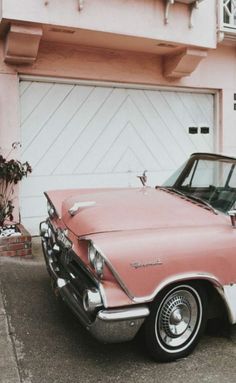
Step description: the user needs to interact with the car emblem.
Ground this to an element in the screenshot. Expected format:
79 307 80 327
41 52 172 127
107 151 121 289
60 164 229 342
130 259 163 269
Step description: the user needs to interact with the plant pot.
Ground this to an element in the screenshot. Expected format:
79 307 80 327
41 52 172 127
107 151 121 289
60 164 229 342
0 224 32 257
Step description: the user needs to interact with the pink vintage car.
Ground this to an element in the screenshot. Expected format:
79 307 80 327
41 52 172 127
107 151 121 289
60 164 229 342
40 153 236 362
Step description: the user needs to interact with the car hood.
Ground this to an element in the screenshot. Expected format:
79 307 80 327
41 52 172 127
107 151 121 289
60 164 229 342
47 187 224 237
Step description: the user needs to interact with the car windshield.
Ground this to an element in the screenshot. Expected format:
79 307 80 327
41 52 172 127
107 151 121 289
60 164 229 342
162 154 236 214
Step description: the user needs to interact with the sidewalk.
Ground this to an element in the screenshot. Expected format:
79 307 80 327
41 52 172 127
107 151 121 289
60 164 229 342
0 281 21 383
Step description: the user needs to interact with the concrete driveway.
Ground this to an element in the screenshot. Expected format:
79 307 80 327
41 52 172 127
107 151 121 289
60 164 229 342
1 239 236 383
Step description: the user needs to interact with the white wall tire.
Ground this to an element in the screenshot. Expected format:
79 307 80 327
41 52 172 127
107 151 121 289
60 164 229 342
144 283 207 362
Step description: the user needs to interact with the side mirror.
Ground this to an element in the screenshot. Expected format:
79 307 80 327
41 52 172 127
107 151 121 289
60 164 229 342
228 210 236 227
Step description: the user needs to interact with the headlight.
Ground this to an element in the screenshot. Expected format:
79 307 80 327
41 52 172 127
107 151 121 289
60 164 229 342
47 201 56 219
88 242 97 266
88 242 104 278
94 252 104 277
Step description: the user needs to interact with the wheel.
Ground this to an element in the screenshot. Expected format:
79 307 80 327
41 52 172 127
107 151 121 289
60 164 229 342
144 283 207 362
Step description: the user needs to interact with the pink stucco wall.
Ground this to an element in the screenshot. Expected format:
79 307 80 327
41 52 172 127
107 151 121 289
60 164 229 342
0 72 20 161
0 72 20 221
1 0 216 49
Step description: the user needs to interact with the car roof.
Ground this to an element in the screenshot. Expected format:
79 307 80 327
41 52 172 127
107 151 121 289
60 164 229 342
191 152 236 161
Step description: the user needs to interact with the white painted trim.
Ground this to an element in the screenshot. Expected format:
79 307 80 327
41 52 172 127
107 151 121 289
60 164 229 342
214 90 222 153
19 74 219 95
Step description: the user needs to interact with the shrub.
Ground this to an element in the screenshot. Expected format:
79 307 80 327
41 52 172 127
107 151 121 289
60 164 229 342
0 145 32 226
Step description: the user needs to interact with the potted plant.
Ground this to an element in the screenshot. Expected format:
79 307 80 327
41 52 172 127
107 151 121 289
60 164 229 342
0 143 32 229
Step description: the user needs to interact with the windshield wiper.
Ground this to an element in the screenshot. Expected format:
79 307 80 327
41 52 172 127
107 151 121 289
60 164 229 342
184 194 218 215
166 187 186 197
158 187 218 215
157 186 186 197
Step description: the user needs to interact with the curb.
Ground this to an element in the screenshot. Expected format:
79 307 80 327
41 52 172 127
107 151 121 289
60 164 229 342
0 280 21 383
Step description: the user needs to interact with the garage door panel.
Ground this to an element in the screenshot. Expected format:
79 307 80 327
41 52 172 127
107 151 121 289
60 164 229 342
161 91 210 153
95 122 161 173
133 90 187 165
23 85 95 172
168 91 212 151
19 80 32 96
75 102 128 173
22 83 74 151
112 147 145 173
192 93 214 124
20 81 53 123
127 97 176 169
54 88 127 175
128 89 179 165
74 95 164 174
31 87 113 175
147 90 202 159
22 217 46 236
20 173 132 198
177 92 213 150
20 81 215 234
126 90 177 167
21 196 46 218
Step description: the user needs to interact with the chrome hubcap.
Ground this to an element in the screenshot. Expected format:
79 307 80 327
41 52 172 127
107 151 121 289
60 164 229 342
157 288 200 349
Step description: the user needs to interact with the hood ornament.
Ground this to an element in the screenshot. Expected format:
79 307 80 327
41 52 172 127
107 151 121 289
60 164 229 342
137 170 147 187
68 201 96 216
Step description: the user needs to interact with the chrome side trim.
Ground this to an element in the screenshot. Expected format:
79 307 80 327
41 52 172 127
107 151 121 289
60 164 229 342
97 306 150 321
132 272 222 303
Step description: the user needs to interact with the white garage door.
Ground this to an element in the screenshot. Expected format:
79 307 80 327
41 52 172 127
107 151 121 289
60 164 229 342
20 80 215 234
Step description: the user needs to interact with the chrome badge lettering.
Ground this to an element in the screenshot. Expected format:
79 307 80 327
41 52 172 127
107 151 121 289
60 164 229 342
130 260 163 269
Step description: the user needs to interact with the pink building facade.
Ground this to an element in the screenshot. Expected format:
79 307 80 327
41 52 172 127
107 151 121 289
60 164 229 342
0 0 236 233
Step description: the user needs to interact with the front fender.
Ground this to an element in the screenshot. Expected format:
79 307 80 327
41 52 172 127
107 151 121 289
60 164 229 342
88 224 236 303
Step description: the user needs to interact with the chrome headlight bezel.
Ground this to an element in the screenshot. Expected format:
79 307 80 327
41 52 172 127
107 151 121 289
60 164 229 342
88 242 97 266
47 200 56 219
88 242 105 278
83 288 102 312
94 252 104 278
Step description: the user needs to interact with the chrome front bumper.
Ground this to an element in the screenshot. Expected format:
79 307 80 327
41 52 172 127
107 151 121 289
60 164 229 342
40 220 150 343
